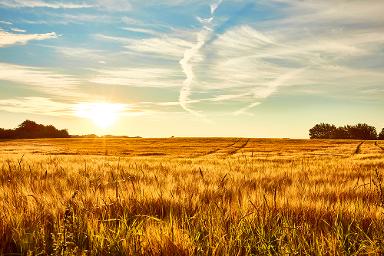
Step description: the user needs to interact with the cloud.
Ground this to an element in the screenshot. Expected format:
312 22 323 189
0 0 207 11
51 13 113 24
178 0 223 116
178 29 209 115
49 46 105 60
94 0 132 11
0 97 74 116
266 0 384 26
10 28 26 33
95 0 208 11
196 19 383 97
0 20 12 25
191 26 293 95
126 37 194 59
0 0 93 9
0 30 57 47
94 34 131 43
210 93 251 102
89 67 184 88
0 97 142 117
0 62 81 97
0 95 159 118
96 33 194 60
121 17 139 25
20 13 115 25
122 27 160 36
234 102 260 116
210 0 223 14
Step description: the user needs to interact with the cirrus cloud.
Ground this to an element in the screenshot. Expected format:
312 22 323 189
0 30 58 47
0 0 93 9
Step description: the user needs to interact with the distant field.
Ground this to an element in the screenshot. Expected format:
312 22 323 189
0 137 378 157
1 138 384 255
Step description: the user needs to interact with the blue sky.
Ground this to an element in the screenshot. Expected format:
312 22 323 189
0 0 383 137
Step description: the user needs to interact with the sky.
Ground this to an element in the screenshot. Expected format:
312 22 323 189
0 0 383 138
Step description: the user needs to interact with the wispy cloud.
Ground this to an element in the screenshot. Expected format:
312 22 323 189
89 67 184 88
187 14 384 111
210 0 223 14
0 62 81 97
266 0 384 26
20 13 115 25
0 20 12 25
96 33 193 60
94 34 131 43
10 28 26 33
0 97 149 117
94 0 132 11
122 27 160 36
128 37 194 60
49 46 105 60
0 0 93 9
0 97 74 116
0 30 57 47
234 102 260 116
178 0 223 116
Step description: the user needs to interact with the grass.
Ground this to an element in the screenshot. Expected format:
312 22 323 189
0 138 384 255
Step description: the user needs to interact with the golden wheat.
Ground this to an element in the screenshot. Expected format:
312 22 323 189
0 138 383 255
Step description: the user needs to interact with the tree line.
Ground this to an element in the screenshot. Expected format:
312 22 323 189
0 120 69 139
309 123 384 140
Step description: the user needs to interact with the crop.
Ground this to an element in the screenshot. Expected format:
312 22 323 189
0 138 383 255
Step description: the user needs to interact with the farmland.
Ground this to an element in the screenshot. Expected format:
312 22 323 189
1 138 384 255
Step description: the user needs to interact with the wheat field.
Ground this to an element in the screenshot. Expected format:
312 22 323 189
1 138 384 255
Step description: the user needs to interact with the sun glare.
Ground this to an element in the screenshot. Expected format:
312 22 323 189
75 103 125 129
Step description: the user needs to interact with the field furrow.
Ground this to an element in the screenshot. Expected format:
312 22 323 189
1 138 384 255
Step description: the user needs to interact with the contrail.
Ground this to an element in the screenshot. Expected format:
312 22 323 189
234 68 306 115
179 31 208 116
234 102 261 116
179 0 223 116
210 0 223 14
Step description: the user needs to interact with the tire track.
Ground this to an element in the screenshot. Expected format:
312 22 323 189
353 141 364 155
375 141 384 151
227 138 250 156
195 138 241 157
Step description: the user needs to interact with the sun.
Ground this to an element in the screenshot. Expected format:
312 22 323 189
75 102 125 129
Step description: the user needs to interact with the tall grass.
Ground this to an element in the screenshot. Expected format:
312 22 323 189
0 138 383 255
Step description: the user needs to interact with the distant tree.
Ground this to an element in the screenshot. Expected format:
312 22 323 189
345 123 377 140
58 129 70 138
0 120 70 139
332 126 350 139
0 128 14 139
0 128 5 139
309 123 379 140
14 120 42 138
43 125 56 138
378 128 384 140
309 123 337 139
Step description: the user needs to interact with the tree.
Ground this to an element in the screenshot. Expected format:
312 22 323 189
58 129 70 138
309 123 337 139
14 120 42 138
378 128 384 140
0 128 14 139
345 123 377 140
332 126 350 139
309 123 380 140
0 120 70 139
